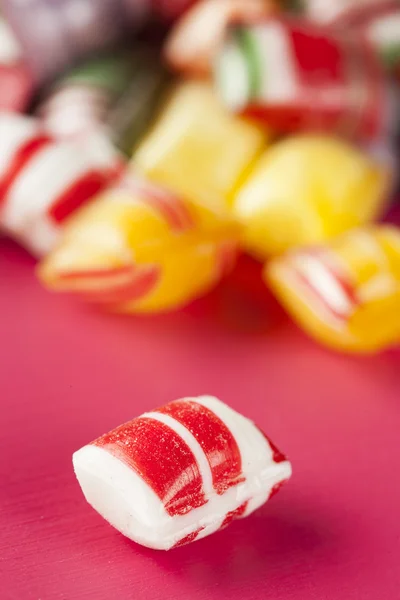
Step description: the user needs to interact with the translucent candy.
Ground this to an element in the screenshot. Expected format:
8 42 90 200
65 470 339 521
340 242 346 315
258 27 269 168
73 395 292 550
38 174 240 313
133 81 268 214
266 225 400 353
233 135 389 260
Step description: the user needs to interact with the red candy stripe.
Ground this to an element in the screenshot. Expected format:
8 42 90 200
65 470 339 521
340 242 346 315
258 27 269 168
0 134 53 206
71 265 161 306
93 416 207 516
258 429 287 464
119 175 195 232
173 527 204 548
219 501 248 530
156 400 244 495
268 480 289 500
49 170 113 223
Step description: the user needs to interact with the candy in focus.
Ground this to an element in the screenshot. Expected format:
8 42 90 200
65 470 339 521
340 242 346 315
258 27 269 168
133 81 268 213
38 174 240 313
266 225 400 353
73 395 292 550
0 113 123 256
233 135 389 260
214 18 390 140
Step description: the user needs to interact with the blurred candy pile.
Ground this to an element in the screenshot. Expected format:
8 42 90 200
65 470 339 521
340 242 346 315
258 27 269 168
1 0 400 354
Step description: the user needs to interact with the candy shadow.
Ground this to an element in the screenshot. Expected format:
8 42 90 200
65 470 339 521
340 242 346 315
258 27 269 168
126 496 343 587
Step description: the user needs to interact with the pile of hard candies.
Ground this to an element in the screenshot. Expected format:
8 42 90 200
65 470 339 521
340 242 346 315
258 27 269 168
1 0 400 354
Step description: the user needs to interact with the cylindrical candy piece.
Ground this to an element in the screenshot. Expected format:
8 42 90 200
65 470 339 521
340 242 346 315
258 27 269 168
164 0 277 78
266 225 400 354
0 113 124 256
133 81 268 213
38 173 240 313
214 18 390 140
73 395 292 550
0 17 33 112
233 135 389 260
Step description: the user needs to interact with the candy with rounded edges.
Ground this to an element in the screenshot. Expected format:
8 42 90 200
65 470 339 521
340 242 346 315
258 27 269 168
214 18 390 140
73 395 292 550
233 135 389 260
38 173 240 313
133 81 268 213
0 113 123 256
164 0 276 78
266 225 400 353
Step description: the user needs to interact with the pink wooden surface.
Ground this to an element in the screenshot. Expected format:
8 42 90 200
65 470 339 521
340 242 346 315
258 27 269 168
1 230 400 600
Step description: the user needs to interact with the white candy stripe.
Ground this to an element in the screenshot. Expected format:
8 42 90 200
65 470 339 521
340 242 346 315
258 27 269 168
193 396 275 474
367 12 400 46
291 253 355 316
1 143 100 231
253 22 299 103
304 0 348 24
42 111 103 138
142 412 214 499
0 114 38 179
40 86 110 115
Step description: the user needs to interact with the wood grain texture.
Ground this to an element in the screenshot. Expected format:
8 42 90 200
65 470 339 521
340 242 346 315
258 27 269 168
1 229 400 600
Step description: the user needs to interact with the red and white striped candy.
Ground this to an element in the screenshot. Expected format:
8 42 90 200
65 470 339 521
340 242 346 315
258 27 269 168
0 113 124 256
73 395 292 550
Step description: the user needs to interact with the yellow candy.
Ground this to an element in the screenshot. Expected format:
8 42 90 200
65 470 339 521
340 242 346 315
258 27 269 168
266 225 400 354
133 81 268 213
37 175 240 313
234 135 389 260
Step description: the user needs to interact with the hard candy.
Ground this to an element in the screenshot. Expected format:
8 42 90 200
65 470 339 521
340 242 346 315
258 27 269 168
73 395 292 550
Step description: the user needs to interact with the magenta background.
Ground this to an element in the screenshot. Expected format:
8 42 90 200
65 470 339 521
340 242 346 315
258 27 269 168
1 215 400 599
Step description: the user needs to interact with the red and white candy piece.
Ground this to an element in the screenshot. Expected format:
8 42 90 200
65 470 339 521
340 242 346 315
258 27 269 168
73 395 292 550
0 113 124 256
